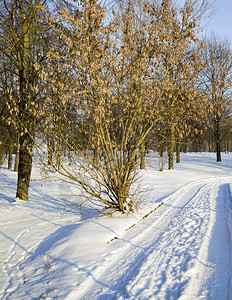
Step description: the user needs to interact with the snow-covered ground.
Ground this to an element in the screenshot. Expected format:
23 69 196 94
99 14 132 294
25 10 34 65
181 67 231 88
1 152 232 299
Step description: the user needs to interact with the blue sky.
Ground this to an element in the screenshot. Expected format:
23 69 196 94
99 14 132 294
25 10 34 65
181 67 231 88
205 0 232 42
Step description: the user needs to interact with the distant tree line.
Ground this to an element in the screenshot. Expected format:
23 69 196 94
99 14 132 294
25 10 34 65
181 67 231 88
0 0 232 213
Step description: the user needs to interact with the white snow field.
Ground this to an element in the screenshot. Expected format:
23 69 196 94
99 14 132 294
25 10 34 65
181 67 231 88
1 152 232 299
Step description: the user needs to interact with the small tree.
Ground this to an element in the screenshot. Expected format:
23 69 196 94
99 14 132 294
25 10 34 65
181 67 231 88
40 0 168 213
40 0 212 213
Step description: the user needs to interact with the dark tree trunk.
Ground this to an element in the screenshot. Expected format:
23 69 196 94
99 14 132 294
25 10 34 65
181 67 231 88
47 134 54 165
14 137 20 172
199 141 203 153
183 142 187 153
15 61 34 200
216 140 221 162
225 136 230 153
215 119 221 162
8 145 13 169
176 137 180 163
15 3 35 201
0 141 5 166
16 133 33 201
168 124 175 170
159 143 164 157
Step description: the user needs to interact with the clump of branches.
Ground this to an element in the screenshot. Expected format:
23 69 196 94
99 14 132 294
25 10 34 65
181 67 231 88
36 0 211 213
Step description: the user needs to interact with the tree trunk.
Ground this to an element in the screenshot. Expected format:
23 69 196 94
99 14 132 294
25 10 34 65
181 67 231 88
47 134 54 165
140 143 145 169
16 132 34 201
14 136 20 172
8 145 13 169
15 6 34 201
158 143 164 157
216 139 221 162
199 141 203 153
168 124 175 170
0 141 5 166
215 119 221 162
176 137 180 163
183 142 187 153
117 184 130 214
168 151 174 170
225 136 230 153
16 150 32 201
14 147 19 172
93 134 100 164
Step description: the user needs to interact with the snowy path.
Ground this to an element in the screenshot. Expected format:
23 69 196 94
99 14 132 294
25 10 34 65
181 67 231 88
67 181 232 299
1 153 232 299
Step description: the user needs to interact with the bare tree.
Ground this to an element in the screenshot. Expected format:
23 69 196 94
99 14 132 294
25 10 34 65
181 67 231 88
200 34 232 162
0 0 52 200
38 0 212 213
146 0 210 169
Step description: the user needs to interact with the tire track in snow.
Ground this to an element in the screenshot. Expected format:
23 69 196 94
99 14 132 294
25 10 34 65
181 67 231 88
65 183 201 299
227 184 232 299
126 183 232 299
192 183 232 300
68 182 222 299
124 183 216 299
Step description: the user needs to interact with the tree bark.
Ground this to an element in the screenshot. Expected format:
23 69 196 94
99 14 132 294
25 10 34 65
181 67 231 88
158 142 164 157
176 136 180 163
14 135 20 172
225 136 230 153
140 143 145 169
183 142 187 153
168 124 175 169
0 141 5 166
216 139 221 162
16 136 33 201
15 3 34 201
14 147 19 172
8 144 13 169
47 133 54 165
215 118 221 162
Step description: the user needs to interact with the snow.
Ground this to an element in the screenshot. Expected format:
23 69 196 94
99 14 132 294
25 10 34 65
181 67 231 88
1 152 232 299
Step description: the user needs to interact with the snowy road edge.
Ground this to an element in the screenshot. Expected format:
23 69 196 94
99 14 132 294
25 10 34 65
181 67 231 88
227 184 232 299
108 176 232 244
